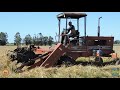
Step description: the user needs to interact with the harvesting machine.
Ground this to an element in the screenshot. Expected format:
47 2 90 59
7 12 120 72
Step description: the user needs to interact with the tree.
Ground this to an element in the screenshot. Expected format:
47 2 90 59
32 33 44 46
114 40 120 44
43 36 48 46
36 35 39 45
0 32 8 45
14 32 22 46
23 34 32 45
48 36 53 46
38 33 44 46
32 34 37 45
32 36 36 45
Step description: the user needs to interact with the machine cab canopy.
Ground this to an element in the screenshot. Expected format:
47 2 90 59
57 12 87 19
57 12 87 43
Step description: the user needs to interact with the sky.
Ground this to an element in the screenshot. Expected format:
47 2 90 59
0 12 119 43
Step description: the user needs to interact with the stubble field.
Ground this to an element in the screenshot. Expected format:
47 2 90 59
0 45 120 78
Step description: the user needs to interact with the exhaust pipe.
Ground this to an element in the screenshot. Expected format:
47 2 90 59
98 17 102 37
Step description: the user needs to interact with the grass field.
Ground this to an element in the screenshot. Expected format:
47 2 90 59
0 45 120 78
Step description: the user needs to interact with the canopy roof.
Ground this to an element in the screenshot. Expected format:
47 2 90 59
57 12 87 19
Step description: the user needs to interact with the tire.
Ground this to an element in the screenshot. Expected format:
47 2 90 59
57 56 75 66
63 57 75 66
95 57 103 66
115 60 120 65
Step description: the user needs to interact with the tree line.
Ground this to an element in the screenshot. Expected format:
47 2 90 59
0 32 120 46
0 32 54 46
114 40 120 44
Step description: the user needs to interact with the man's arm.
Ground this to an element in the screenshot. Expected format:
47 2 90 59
67 26 72 34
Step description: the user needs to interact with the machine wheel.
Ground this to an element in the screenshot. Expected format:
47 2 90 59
63 57 75 66
57 56 75 66
95 57 103 66
115 60 120 65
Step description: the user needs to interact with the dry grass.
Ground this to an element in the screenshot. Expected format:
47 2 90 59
0 45 120 78
113 45 120 57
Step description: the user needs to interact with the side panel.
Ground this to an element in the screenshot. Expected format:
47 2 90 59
67 51 89 60
40 43 67 68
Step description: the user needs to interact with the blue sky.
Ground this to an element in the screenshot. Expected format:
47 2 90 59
0 12 119 43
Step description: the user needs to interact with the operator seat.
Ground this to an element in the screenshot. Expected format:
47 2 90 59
70 30 80 45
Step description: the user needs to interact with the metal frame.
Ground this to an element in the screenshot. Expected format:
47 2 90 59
13 12 116 72
57 12 87 43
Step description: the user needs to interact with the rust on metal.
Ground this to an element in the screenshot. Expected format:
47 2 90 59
40 43 67 68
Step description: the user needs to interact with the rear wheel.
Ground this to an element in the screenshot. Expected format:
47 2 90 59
57 55 75 67
95 57 103 66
